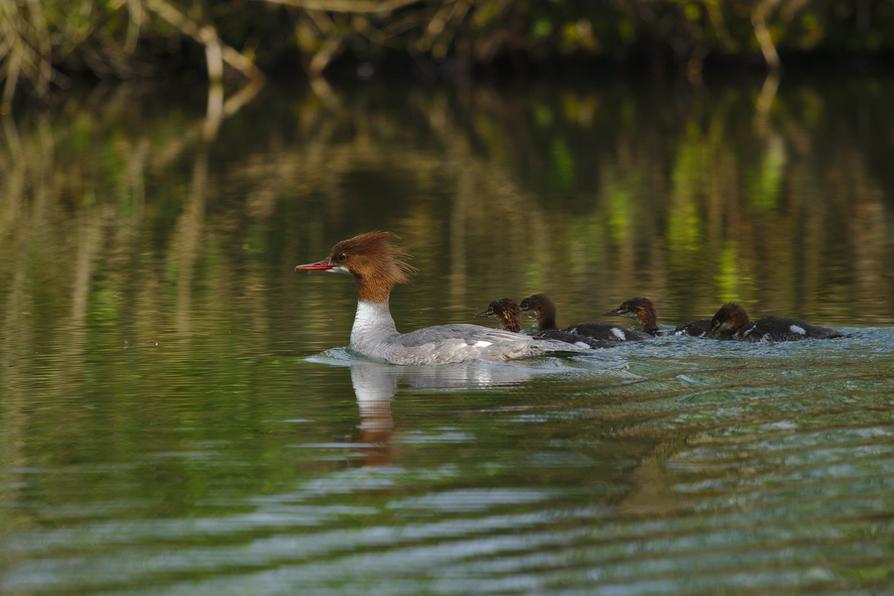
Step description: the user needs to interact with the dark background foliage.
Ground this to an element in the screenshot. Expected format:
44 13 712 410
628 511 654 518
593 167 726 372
3 0 894 110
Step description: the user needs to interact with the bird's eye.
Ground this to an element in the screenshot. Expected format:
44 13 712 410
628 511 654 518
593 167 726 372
335 252 347 262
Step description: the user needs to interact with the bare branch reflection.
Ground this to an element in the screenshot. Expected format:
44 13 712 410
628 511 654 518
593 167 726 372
0 78 891 414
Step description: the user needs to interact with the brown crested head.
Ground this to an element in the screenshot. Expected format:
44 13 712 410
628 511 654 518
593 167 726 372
605 297 657 330
480 298 522 333
710 303 751 335
519 294 557 330
296 231 415 302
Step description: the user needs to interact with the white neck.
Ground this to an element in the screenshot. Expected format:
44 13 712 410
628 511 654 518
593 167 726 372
350 300 399 354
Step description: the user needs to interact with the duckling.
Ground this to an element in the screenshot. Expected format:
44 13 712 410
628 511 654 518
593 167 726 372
710 303 843 341
604 296 713 337
519 294 651 342
481 298 613 349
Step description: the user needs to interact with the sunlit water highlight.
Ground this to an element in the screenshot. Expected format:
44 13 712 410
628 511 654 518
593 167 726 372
1 76 893 593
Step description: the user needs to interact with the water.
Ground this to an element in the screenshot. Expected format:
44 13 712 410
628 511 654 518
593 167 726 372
1 76 893 593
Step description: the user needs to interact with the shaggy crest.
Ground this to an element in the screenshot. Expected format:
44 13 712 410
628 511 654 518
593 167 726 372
328 231 415 302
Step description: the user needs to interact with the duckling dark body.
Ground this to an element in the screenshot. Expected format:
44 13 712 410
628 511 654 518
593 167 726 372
711 303 843 342
672 319 714 337
481 298 614 348
533 328 614 349
520 294 649 343
727 316 842 341
563 322 651 341
604 296 711 338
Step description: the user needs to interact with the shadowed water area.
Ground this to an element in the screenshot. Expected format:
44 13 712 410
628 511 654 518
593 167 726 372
1 76 893 593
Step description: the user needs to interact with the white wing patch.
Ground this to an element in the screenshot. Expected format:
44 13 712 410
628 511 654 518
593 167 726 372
568 328 578 334
474 340 493 348
611 328 626 341
789 324 806 335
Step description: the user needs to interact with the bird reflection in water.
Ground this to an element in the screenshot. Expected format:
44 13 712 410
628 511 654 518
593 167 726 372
349 362 397 466
343 358 558 466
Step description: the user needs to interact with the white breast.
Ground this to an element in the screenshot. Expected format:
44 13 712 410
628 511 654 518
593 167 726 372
350 300 400 358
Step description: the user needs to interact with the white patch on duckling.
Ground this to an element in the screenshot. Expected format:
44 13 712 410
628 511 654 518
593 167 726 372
574 341 592 349
790 324 806 336
611 328 626 341
474 340 493 348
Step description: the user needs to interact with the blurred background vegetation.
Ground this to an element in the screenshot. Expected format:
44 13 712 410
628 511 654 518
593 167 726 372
3 0 894 110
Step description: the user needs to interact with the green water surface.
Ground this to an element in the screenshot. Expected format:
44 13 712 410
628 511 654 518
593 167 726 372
1 76 893 593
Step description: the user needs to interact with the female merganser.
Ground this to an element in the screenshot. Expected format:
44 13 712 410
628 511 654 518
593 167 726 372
603 296 713 337
519 294 650 342
481 298 611 349
296 232 590 365
710 303 843 341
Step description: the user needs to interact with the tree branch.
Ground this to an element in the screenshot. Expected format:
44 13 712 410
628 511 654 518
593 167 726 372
144 0 263 81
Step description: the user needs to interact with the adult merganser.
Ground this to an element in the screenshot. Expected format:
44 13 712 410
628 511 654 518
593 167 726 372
519 294 651 342
710 303 843 341
481 298 612 349
296 232 590 365
603 296 713 337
